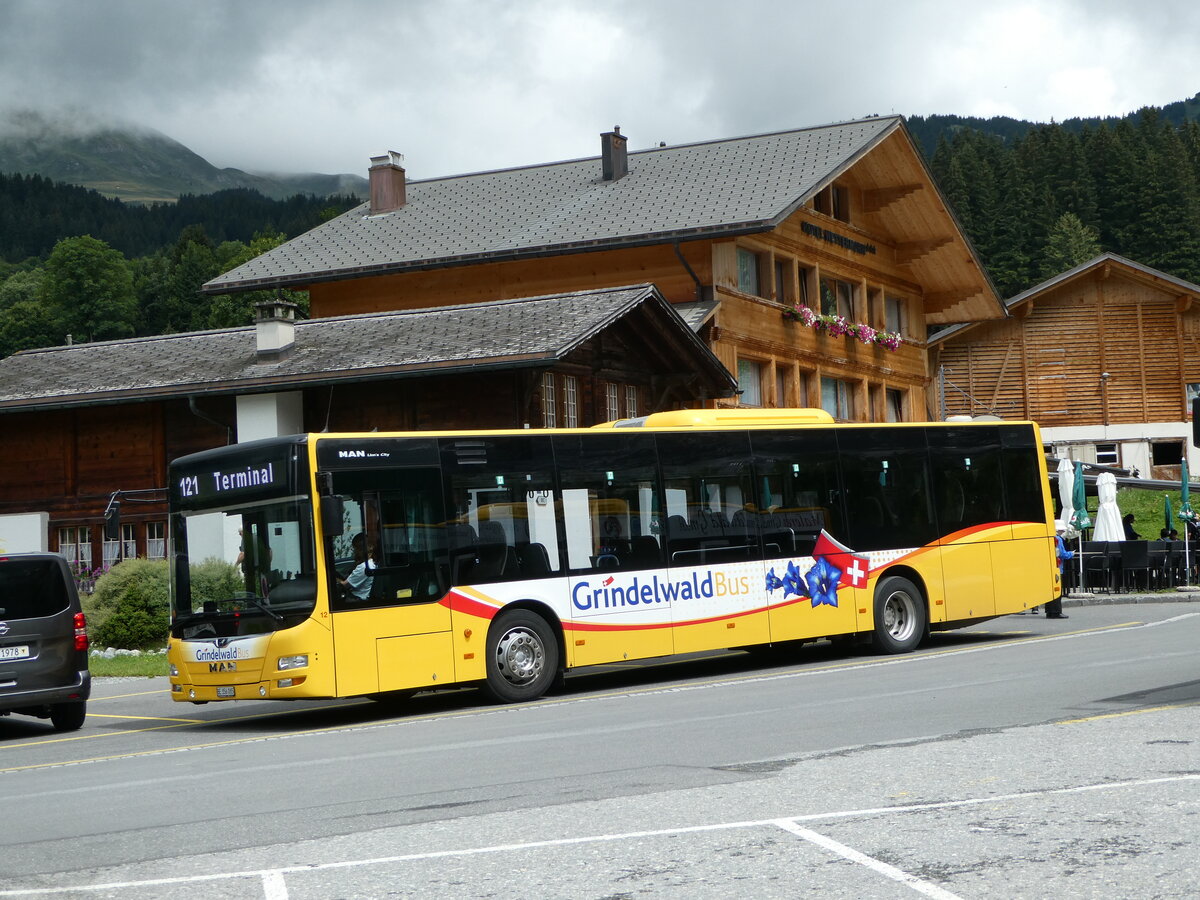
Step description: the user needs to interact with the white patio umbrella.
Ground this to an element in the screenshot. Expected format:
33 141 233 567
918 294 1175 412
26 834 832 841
1057 458 1075 533
1091 472 1124 541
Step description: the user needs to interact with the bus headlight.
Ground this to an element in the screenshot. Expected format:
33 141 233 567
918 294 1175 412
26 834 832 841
169 663 178 677
277 654 308 671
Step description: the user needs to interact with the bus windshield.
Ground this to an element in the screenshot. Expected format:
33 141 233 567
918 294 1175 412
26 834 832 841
170 496 318 639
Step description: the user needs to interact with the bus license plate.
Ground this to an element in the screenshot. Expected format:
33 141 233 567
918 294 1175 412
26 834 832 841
0 645 30 661
216 686 235 698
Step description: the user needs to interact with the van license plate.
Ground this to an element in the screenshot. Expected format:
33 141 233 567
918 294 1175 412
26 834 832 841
216 686 235 698
0 645 30 661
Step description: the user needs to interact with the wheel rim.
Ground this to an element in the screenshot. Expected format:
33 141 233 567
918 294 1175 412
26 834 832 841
494 626 545 687
882 588 917 642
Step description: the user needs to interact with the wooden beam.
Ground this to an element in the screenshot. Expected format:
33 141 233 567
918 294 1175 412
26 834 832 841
1176 294 1193 314
894 237 953 265
861 184 923 214
922 290 973 311
1013 301 1034 319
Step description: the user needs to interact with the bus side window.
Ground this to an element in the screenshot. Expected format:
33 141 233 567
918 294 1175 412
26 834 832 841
749 428 842 560
836 428 936 552
656 431 759 566
440 436 559 585
553 433 663 574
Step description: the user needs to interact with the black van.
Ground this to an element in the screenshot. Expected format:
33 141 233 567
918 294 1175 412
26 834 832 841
0 553 90 731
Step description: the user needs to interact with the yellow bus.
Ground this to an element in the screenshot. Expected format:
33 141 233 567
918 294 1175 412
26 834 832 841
166 409 1059 704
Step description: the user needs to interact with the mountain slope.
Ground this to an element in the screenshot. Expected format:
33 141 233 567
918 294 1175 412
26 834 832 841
0 110 366 203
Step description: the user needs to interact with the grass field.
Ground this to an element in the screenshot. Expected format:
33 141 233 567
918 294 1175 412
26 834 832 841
89 653 169 678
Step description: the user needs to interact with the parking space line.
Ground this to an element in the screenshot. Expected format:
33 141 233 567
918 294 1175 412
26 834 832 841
1 772 1196 896
774 819 963 899
262 871 288 900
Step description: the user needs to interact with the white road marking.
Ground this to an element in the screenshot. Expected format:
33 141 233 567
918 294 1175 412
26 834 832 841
1 772 1196 896
774 819 964 899
261 871 288 900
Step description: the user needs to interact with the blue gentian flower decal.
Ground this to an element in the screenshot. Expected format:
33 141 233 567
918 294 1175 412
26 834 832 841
782 561 805 599
805 556 842 608
765 561 806 600
765 567 784 593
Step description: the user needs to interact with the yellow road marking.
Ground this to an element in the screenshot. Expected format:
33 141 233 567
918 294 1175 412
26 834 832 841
85 714 206 723
1058 701 1200 724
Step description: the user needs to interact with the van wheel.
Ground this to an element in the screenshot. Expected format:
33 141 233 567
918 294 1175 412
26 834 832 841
871 576 926 654
483 609 558 703
50 701 86 732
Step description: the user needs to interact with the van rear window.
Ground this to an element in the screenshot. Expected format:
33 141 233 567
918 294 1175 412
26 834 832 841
0 559 71 620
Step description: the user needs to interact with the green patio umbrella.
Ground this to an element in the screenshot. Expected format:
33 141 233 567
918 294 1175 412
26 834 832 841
1070 461 1091 532
1179 460 1195 523
1165 494 1174 534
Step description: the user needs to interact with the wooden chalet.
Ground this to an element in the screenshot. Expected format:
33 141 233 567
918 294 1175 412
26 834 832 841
930 253 1200 481
205 118 1004 424
0 286 733 560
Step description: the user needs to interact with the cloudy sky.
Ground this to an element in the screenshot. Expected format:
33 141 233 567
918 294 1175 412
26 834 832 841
1 0 1197 180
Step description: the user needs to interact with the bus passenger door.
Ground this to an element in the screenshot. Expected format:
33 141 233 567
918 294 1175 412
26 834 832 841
325 466 455 697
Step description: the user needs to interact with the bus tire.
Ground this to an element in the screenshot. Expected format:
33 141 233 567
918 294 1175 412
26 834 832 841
483 609 559 703
871 576 925 654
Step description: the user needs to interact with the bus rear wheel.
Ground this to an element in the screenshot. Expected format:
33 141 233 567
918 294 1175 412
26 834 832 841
483 609 559 703
871 576 926 654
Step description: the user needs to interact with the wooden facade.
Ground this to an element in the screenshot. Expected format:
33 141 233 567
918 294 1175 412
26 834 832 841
302 127 999 425
0 299 723 560
931 254 1200 480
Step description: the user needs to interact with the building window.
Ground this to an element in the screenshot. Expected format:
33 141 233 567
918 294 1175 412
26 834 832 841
813 184 850 222
773 257 794 303
885 388 905 423
563 375 578 427
738 360 763 406
797 266 811 305
542 372 557 427
1152 441 1183 467
58 526 92 569
146 522 166 559
1095 443 1118 466
736 247 761 296
820 376 854 420
624 384 638 418
605 383 620 421
775 368 789 407
820 277 854 318
885 296 906 335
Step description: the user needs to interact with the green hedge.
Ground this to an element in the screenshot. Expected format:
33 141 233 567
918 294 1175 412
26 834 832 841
84 557 242 649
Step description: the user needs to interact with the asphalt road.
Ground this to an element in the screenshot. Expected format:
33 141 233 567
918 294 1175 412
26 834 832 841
1 601 1198 898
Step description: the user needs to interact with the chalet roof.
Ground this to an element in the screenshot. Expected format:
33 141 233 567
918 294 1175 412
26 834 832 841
928 253 1200 346
0 285 736 412
203 117 904 294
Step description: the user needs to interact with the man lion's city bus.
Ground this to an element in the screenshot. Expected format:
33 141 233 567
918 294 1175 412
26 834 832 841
166 409 1059 705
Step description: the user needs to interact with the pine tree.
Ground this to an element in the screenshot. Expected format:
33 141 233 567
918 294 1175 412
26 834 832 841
1040 212 1102 279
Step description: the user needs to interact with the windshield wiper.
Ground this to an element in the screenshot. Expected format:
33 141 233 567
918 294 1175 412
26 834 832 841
238 594 284 623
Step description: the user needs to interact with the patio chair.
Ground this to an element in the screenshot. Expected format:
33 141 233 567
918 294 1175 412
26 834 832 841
1082 541 1113 593
1119 540 1151 592
1148 540 1170 589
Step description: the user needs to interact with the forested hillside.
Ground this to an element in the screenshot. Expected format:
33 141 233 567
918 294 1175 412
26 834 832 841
0 174 362 359
0 174 358 261
925 107 1200 298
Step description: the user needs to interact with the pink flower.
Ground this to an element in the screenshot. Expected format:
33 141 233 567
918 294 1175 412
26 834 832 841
874 331 902 351
852 323 877 344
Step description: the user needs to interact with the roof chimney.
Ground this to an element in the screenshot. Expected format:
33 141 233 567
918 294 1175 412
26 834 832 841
369 150 406 213
254 297 299 361
601 126 627 182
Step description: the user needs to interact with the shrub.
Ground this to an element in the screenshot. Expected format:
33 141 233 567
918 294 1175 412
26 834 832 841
83 557 244 649
84 558 170 649
187 557 244 606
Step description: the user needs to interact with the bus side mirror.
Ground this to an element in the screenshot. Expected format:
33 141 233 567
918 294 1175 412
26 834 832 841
103 497 120 541
321 497 345 537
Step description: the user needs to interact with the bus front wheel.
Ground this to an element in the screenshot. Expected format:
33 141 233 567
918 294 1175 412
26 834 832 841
483 609 559 703
871 576 926 654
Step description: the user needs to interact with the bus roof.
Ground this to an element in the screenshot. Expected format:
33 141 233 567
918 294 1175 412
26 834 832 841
602 408 836 428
